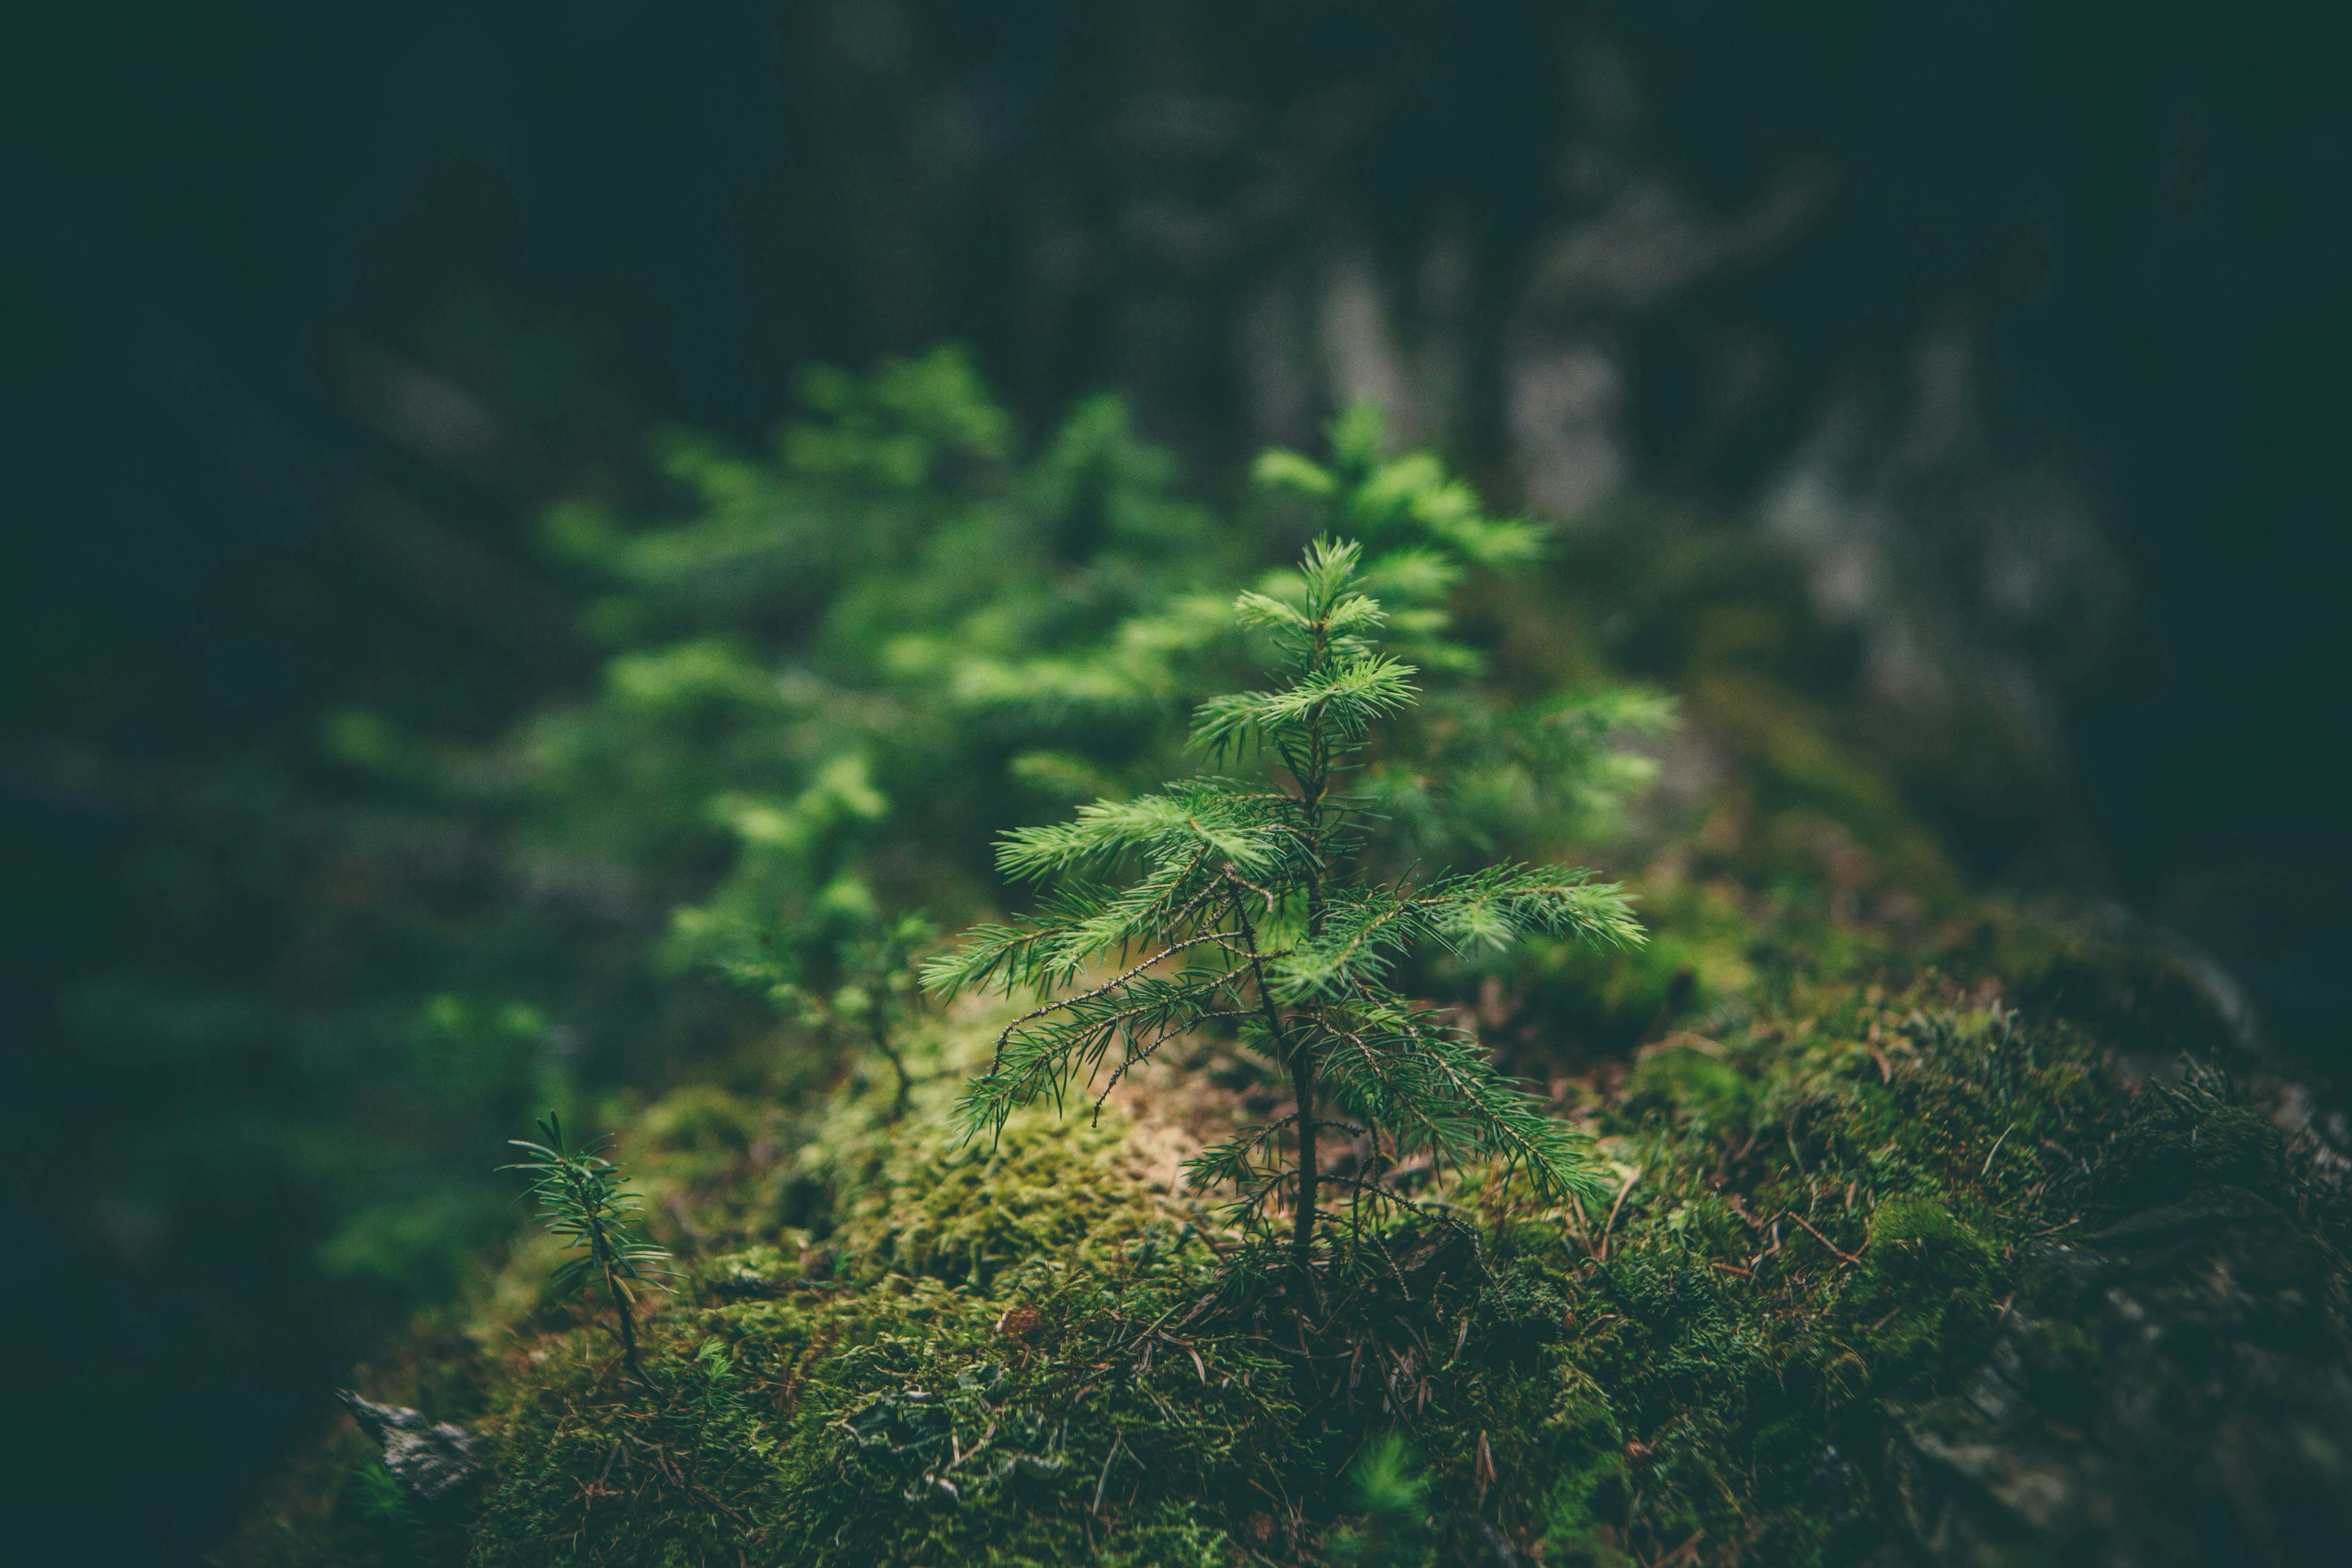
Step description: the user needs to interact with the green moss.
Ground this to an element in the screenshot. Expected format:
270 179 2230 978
2094 1077 2293 1211
810 1103 1146 1290
228 934 2344 1567
1621 1042 1755 1135
1530 1394 1633 1567
637 1082 769 1161
322 1047 1298 1567
1839 1197 1997 1395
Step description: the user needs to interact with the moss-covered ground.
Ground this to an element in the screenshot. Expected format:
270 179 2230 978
221 897 2351 1566
221 605 2352 1566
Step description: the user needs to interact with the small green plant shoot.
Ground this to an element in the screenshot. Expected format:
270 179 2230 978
503 1115 674 1384
812 911 935 1119
927 538 1640 1275
712 908 937 1120
1328 1434 1435 1566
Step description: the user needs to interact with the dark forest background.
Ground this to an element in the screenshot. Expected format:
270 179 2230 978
4 3 2348 1562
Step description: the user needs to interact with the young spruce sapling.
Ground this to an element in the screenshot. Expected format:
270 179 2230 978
504 1116 674 1384
927 538 1638 1276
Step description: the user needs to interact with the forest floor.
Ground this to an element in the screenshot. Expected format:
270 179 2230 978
222 760 2352 1565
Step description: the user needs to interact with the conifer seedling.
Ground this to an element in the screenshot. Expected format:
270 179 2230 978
827 911 936 1120
504 1116 674 1385
928 538 1639 1276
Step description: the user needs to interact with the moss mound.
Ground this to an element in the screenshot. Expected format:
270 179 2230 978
224 913 2352 1567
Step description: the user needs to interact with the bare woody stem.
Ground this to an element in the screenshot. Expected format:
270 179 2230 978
1287 1029 1319 1277
1227 873 1317 1278
605 1258 647 1385
869 1009 911 1120
581 1182 650 1386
